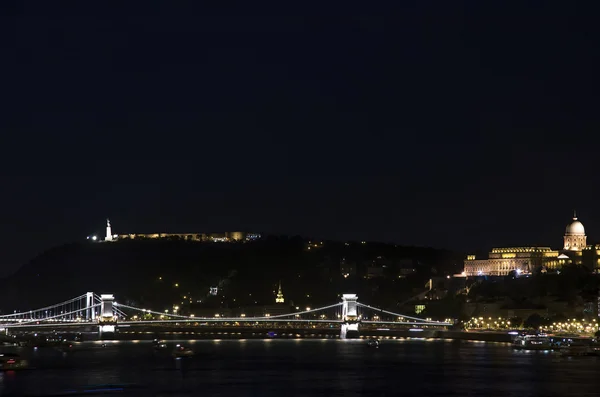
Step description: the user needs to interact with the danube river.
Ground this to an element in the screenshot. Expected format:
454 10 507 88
1 338 598 396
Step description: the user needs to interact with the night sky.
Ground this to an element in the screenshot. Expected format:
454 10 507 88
2 3 599 275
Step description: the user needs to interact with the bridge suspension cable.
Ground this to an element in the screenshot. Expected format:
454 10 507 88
0 304 101 327
0 294 90 318
115 303 193 319
115 302 343 321
356 302 448 324
250 302 343 320
0 293 127 322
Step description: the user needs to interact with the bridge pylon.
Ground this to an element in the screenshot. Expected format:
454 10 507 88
98 294 117 337
85 292 95 321
340 294 359 339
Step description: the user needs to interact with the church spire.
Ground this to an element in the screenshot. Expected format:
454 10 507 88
275 280 284 303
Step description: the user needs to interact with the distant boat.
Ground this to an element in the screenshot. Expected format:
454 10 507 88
0 353 28 370
559 338 596 356
152 339 167 349
512 335 552 351
172 344 194 358
366 339 380 348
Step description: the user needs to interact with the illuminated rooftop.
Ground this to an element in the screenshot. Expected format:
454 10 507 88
490 247 553 253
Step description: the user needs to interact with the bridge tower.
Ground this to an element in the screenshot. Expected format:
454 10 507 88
85 292 95 321
100 294 115 318
340 294 359 339
98 294 117 337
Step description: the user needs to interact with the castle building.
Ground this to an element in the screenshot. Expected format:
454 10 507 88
563 212 586 251
464 213 590 276
583 244 600 271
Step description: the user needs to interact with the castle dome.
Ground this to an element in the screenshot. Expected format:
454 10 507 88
565 216 585 236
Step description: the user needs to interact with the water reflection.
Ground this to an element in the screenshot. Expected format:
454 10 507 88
0 339 599 395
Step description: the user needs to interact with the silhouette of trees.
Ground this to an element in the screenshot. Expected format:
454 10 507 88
524 313 550 329
549 313 567 324
508 316 523 328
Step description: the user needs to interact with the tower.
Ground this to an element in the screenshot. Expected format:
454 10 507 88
563 211 586 251
85 292 95 320
275 281 285 303
341 294 359 339
98 294 117 336
105 219 113 242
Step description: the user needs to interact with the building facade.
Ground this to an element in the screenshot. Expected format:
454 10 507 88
464 214 588 276
464 247 567 276
116 231 259 242
582 245 600 272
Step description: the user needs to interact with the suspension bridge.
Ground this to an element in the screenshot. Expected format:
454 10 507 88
0 293 452 338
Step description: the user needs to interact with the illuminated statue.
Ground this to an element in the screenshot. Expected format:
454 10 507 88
105 219 113 242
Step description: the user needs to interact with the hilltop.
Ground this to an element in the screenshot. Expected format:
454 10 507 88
0 236 463 313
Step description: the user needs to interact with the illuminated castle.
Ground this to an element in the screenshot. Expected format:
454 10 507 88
563 212 586 251
464 212 591 276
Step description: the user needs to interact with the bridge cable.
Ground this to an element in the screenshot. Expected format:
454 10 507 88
1 304 101 327
0 294 89 318
115 302 343 321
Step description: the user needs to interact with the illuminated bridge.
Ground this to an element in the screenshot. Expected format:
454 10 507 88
0 293 452 338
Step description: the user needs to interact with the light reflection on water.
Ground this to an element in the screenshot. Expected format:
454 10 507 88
0 339 598 396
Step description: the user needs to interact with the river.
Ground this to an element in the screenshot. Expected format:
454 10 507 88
1 338 598 396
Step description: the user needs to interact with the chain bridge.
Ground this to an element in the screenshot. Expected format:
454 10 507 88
0 293 451 339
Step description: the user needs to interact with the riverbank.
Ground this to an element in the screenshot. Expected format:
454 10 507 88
115 328 516 343
5 327 517 343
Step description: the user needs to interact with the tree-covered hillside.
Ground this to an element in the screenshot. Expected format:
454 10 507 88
0 236 463 313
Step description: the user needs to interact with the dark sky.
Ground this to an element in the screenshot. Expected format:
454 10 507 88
2 2 599 275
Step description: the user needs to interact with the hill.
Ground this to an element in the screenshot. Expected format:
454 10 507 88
0 236 464 313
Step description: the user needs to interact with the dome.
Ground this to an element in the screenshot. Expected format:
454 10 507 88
565 217 585 235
